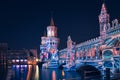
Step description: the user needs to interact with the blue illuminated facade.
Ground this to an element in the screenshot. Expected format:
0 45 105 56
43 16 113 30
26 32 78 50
40 17 59 68
59 3 120 73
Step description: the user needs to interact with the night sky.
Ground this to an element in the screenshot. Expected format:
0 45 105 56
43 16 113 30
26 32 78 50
0 0 120 51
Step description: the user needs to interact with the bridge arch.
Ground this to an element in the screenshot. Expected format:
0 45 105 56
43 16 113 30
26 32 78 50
106 37 120 47
103 37 120 71
76 65 101 75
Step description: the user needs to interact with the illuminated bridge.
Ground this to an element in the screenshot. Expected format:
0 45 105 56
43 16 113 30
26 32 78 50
58 3 120 76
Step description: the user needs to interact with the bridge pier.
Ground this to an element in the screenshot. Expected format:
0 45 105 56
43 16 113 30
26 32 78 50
105 68 110 80
77 65 101 79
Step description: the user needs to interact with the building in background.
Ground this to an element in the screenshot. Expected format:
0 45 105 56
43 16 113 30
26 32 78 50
29 49 38 58
0 43 8 66
8 49 28 65
40 17 59 68
28 49 38 64
7 49 38 65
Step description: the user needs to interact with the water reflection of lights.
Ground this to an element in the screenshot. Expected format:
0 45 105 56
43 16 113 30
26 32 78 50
26 65 32 80
16 65 20 68
35 65 39 80
21 65 24 67
62 70 65 76
12 59 27 62
12 65 28 68
13 65 15 68
24 65 27 67
52 70 56 80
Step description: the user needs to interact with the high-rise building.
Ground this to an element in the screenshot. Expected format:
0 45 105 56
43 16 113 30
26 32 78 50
40 17 59 68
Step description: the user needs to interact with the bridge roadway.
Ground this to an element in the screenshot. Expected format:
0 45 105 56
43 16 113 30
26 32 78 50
59 59 103 66
75 59 102 63
59 59 103 70
39 56 119 73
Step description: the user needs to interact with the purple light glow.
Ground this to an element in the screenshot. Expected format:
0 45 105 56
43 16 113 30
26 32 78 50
16 65 20 68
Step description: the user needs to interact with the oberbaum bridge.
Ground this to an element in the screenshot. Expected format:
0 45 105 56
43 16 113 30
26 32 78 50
40 3 120 76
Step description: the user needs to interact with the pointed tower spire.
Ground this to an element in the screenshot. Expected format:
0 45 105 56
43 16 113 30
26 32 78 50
99 2 110 43
99 2 110 25
67 35 73 49
44 31 46 36
50 17 55 26
101 3 107 14
68 36 72 41
47 15 57 37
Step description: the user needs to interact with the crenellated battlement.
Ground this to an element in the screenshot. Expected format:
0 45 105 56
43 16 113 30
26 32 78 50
76 36 101 48
106 19 120 36
107 19 119 32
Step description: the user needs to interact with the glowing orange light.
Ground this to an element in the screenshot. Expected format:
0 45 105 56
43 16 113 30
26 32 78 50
52 71 56 80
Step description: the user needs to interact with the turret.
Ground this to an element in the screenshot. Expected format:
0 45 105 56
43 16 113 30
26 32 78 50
40 17 59 62
47 17 57 37
99 3 110 41
67 36 73 49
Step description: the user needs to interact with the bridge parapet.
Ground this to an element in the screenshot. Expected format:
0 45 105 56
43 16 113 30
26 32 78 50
107 19 119 32
76 36 101 48
107 19 120 36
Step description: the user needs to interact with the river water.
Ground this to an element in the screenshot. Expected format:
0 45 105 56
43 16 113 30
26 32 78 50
0 65 82 80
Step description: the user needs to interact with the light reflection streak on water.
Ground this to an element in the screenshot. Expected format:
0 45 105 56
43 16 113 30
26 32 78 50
11 65 28 80
52 70 56 80
62 70 65 77
5 65 84 80
34 65 39 80
26 65 32 80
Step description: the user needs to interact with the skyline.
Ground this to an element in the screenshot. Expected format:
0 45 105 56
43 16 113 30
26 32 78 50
0 0 120 50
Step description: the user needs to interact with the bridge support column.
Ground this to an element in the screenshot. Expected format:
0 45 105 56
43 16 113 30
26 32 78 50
81 49 84 60
81 71 85 80
86 49 88 60
106 68 110 80
95 45 99 60
78 50 80 60
112 60 115 73
90 49 93 60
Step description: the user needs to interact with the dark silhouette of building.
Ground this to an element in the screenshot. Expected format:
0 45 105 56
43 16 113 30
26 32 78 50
7 49 38 65
0 43 8 66
7 49 29 65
